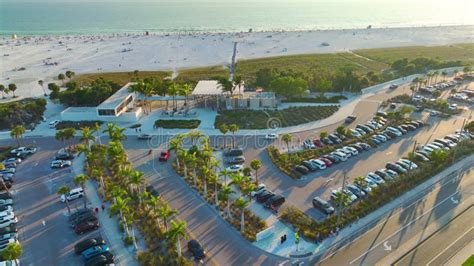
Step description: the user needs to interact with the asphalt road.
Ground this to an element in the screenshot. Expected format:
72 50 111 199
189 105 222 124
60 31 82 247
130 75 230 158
394 206 474 266
1 137 104 266
315 162 474 265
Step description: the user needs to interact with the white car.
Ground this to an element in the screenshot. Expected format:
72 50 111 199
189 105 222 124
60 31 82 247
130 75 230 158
309 159 327 170
343 146 358 156
2 158 21 165
0 209 14 219
366 173 385 185
386 127 403 137
0 199 13 207
251 184 266 197
51 160 72 168
0 212 14 222
331 151 348 162
303 139 316 149
49 120 60 128
331 188 357 203
0 217 17 229
448 104 458 111
60 187 84 203
226 164 243 173
264 133 278 140
10 147 37 155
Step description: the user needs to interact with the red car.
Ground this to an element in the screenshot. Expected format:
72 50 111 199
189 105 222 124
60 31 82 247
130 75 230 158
313 139 324 148
318 157 333 167
159 151 170 162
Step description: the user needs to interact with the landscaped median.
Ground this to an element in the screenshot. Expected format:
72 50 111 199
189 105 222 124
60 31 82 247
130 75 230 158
279 140 474 242
154 119 201 129
170 131 267 242
214 105 339 129
384 94 462 117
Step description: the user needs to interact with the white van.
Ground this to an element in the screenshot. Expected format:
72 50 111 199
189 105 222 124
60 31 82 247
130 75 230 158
60 187 84 203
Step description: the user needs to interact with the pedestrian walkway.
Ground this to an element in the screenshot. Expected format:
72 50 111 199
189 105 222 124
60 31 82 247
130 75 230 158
73 154 142 266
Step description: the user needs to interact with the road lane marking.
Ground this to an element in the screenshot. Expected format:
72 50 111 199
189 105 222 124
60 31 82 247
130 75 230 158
383 241 392 251
349 189 460 264
426 226 474 266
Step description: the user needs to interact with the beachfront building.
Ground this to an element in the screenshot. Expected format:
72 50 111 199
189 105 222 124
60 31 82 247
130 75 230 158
61 83 143 122
192 80 277 110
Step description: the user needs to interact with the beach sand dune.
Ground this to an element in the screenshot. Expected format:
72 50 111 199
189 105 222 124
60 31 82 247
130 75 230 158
1 25 472 98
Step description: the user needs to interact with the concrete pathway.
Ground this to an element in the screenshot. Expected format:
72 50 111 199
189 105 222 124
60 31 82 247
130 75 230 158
73 154 142 266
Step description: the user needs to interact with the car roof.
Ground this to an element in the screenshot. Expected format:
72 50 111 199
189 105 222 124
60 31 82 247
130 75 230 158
70 187 83 193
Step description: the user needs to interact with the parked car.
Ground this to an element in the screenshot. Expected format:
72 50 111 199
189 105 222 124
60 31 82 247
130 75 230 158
309 159 327 170
51 160 72 168
318 157 333 167
350 129 362 138
444 134 460 143
0 233 16 242
384 169 399 178
397 159 417 170
0 225 17 235
430 142 450 150
2 158 21 165
158 151 170 161
224 148 243 157
264 133 278 140
312 197 334 214
226 164 243 172
69 208 93 221
74 237 106 255
294 165 309 175
49 120 60 128
145 185 159 197
414 152 430 162
251 184 266 197
302 161 318 171
264 195 285 209
346 184 366 198
0 193 12 201
357 142 371 150
55 152 75 160
227 156 245 165
84 251 115 266
70 212 95 226
328 134 342 144
386 127 403 136
256 190 274 203
331 151 348 162
303 139 316 149
10 147 37 155
399 159 418 169
188 239 206 260
320 137 334 146
434 138 456 148
331 189 357 203
0 198 12 207
312 139 324 148
366 173 385 185
75 219 100 235
322 154 339 164
0 217 17 229
345 115 357 124
137 133 153 140
60 187 84 202
386 163 407 174
81 244 109 259
343 146 358 156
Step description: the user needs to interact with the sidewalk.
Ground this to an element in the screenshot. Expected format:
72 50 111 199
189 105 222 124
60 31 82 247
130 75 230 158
73 154 142 266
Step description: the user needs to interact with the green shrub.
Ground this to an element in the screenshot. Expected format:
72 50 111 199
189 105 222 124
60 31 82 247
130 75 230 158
56 120 102 130
0 98 47 130
123 235 134 246
155 119 201 129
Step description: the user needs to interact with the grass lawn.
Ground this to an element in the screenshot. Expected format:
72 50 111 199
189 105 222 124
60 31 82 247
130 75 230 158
74 71 170 86
214 105 339 129
463 255 474 266
155 119 201 129
354 43 474 64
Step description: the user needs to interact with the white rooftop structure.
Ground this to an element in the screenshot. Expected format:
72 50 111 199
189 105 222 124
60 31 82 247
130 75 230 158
97 82 135 110
192 80 242 96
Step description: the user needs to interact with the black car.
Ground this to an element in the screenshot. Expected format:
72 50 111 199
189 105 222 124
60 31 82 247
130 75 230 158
312 197 334 215
328 134 342 144
55 152 75 160
74 218 100 234
406 124 417 131
224 148 243 157
0 193 12 200
397 126 407 134
386 163 407 174
74 237 106 255
346 185 365 199
85 251 115 266
70 212 96 227
145 185 159 197
384 131 398 139
227 156 245 165
302 161 317 172
349 144 364 152
294 165 309 175
263 195 285 209
374 170 390 181
345 115 357 124
188 239 205 260
334 133 347 141
256 190 274 203
320 137 334 146
0 224 17 235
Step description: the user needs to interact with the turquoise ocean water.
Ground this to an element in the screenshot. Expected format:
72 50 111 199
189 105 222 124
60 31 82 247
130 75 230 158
0 0 473 35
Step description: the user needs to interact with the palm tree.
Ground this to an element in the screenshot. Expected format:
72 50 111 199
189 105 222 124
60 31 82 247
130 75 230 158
333 191 351 210
219 168 231 185
354 176 369 191
110 196 131 234
218 185 234 218
8 84 17 98
179 83 192 110
58 73 66 85
0 84 5 99
200 166 211 196
63 128 77 148
242 182 257 200
166 220 187 257
187 152 198 187
250 159 262 185
3 87 10 98
234 197 249 232
73 174 89 209
282 133 292 152
218 77 234 97
91 166 106 197
233 75 244 96
169 135 184 168
230 173 246 197
57 185 71 214
168 83 180 110
319 131 329 139
128 170 144 197
55 129 67 148
10 125 26 147
228 124 239 148
429 149 448 165
110 185 127 205
441 71 448 81
103 123 116 139
80 127 95 149
92 122 102 144
219 124 229 148
38 80 46 96
208 172 220 207
2 242 22 266
157 202 178 230
146 194 162 225
65 70 75 80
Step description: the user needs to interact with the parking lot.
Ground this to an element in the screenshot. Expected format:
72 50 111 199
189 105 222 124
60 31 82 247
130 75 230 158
1 137 107 265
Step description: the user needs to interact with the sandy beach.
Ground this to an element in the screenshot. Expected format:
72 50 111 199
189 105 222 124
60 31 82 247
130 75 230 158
1 25 473 98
